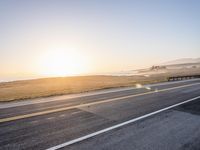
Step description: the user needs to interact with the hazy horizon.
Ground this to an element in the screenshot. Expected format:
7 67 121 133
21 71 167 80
1 0 200 82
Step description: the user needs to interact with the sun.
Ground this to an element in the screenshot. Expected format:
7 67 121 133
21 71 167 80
38 49 88 77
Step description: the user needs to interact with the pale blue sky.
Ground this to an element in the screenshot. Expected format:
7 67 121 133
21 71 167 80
0 0 200 81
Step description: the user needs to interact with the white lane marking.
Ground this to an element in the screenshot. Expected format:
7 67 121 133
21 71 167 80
47 117 55 120
47 95 200 150
30 120 39 124
1 78 200 109
59 114 66 117
71 111 81 115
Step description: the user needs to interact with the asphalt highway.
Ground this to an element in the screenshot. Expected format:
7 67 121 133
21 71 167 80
0 79 200 150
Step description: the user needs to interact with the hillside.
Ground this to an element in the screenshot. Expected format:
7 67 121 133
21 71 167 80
161 58 200 66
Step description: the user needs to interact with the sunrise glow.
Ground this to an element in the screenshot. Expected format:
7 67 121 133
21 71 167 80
38 49 89 77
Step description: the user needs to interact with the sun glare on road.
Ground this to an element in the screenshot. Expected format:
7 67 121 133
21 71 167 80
38 49 89 77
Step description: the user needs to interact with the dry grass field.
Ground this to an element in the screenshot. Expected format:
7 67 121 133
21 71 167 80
0 68 199 102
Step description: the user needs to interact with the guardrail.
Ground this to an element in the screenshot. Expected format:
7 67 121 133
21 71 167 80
168 75 200 81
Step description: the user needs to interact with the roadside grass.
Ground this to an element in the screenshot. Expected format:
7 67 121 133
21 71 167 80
0 68 199 102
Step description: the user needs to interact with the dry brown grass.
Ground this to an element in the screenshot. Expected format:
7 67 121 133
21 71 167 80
0 75 166 102
0 68 199 102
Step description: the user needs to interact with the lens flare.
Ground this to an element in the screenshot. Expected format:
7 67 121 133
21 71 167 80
135 84 143 88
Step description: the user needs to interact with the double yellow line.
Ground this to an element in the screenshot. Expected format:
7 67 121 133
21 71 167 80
0 82 200 123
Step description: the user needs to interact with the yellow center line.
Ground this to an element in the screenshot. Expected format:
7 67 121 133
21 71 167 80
0 82 200 123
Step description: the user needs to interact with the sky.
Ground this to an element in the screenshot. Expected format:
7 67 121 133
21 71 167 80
0 0 200 81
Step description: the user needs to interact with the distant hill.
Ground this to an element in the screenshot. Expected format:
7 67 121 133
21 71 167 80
160 58 200 66
114 58 200 76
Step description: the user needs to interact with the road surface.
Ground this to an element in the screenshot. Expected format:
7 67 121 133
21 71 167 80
0 79 200 150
